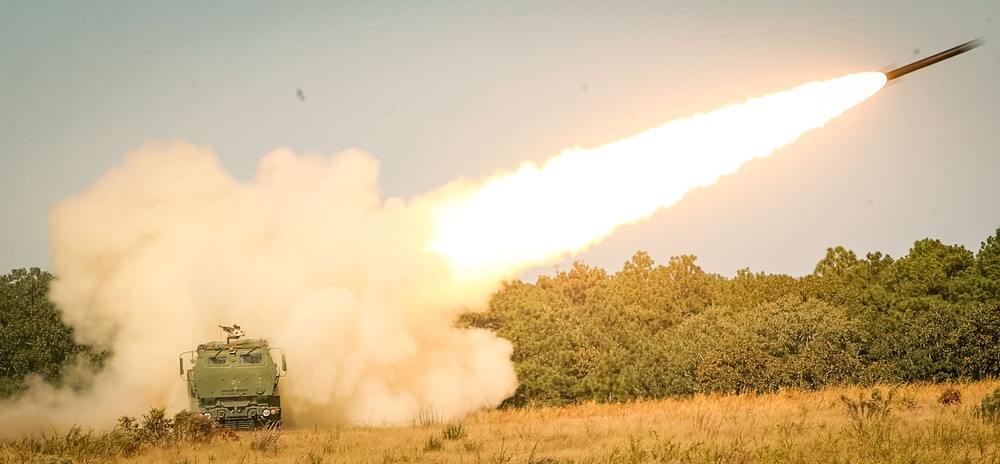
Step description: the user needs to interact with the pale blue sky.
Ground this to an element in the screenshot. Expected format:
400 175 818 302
2 1 999 277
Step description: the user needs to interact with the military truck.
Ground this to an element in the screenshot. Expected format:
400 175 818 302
179 326 287 429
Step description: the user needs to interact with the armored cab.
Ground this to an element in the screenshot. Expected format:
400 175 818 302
179 332 287 429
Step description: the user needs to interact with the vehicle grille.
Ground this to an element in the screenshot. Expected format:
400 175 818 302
221 419 256 431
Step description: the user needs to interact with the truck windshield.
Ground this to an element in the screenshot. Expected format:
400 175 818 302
241 353 262 364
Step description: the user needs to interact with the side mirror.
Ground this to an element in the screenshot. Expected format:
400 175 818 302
178 350 195 380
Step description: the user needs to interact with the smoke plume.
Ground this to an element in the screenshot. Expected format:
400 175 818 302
1 141 516 435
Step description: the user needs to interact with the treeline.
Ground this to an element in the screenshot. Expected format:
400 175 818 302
3 230 1000 407
463 229 1000 407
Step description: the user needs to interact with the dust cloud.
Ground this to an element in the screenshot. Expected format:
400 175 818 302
0 141 516 435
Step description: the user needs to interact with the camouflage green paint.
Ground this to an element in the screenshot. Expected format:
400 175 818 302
180 338 286 430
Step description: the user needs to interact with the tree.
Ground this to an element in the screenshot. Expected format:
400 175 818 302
803 247 896 312
715 268 799 312
950 303 1000 379
690 300 864 394
880 239 979 306
977 228 1000 301
0 268 94 397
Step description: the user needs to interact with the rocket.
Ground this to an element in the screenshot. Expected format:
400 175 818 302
884 39 983 81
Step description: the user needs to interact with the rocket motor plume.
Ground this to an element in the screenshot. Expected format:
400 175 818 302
0 71 886 435
430 72 888 279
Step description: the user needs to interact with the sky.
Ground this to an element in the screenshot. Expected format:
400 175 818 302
2 0 999 279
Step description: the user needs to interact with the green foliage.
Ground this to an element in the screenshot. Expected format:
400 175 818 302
139 407 172 443
977 228 1000 301
880 239 980 306
695 335 782 394
715 268 800 311
686 300 865 394
488 254 727 405
802 247 893 310
951 304 1000 378
978 387 1000 423
0 268 104 398
473 229 1000 406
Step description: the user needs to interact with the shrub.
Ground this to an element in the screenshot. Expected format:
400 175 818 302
695 338 783 394
841 388 893 434
423 436 443 452
138 408 172 444
977 387 1000 422
173 410 225 442
442 423 466 440
938 386 962 405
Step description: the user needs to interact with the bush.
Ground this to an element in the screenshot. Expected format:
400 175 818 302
103 408 235 457
173 410 226 442
139 408 172 444
423 436 443 452
977 387 1000 422
841 388 893 435
442 422 466 440
938 386 962 405
0 408 233 461
695 338 783 394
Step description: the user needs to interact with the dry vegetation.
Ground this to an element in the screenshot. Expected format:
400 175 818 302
6 381 1000 463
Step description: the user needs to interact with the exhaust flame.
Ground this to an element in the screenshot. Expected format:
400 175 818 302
0 71 886 435
430 72 887 279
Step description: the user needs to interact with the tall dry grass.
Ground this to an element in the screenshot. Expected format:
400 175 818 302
6 381 1000 463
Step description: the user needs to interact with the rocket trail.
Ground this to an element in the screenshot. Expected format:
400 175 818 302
429 72 889 279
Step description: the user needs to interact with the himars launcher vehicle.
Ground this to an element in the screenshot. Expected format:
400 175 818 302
179 325 287 429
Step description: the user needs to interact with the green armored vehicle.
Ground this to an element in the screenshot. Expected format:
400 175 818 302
179 325 287 429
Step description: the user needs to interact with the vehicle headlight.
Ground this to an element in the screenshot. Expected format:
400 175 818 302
262 408 270 417
203 412 211 419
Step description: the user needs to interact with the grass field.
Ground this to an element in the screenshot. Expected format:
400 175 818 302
7 381 1000 463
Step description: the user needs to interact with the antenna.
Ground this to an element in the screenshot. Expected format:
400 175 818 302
189 317 199 359
189 303 199 354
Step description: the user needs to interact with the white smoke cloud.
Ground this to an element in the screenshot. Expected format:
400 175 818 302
0 140 516 435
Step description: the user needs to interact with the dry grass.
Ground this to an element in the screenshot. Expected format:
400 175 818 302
8 381 1000 463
